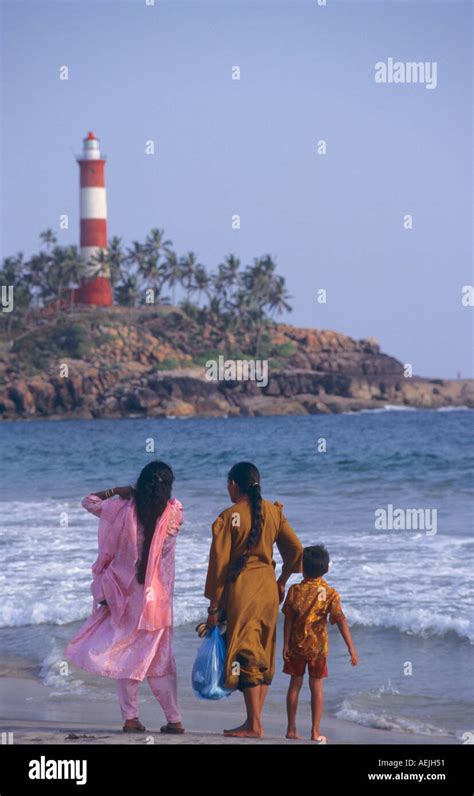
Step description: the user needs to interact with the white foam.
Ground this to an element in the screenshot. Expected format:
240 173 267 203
382 405 418 412
335 698 452 737
437 406 471 412
345 405 418 415
39 640 86 693
345 605 473 643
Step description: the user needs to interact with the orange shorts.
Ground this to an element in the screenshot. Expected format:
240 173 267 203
283 655 328 679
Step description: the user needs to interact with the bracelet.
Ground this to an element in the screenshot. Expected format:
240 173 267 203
207 607 219 615
105 487 115 498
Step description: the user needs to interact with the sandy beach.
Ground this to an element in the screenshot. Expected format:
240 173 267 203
0 670 458 746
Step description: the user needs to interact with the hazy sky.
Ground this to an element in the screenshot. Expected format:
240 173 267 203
2 0 472 377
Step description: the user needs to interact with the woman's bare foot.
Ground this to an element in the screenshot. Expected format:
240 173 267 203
311 732 327 743
223 719 263 737
286 727 302 739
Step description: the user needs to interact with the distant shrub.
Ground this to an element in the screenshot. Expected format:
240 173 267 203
56 323 91 359
274 342 297 357
12 320 91 370
192 349 226 366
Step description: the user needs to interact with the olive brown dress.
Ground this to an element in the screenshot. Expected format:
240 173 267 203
204 497 303 691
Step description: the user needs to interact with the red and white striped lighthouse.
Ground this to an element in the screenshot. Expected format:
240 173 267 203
73 132 112 306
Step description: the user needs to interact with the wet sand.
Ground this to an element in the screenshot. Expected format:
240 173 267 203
0 674 457 745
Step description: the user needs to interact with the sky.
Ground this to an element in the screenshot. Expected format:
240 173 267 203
1 0 472 378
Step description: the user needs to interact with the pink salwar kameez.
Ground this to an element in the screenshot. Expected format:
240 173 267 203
64 493 183 723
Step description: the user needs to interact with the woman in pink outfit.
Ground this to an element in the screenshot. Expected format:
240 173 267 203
64 461 185 734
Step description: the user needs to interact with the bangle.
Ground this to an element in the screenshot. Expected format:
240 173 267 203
207 607 219 615
105 488 115 498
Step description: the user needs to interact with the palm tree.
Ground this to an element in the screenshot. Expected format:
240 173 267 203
137 252 162 293
141 228 172 301
89 248 109 278
267 274 292 318
26 250 50 304
144 228 172 261
189 264 210 308
218 308 239 351
212 254 241 307
163 250 184 305
240 256 281 356
208 295 222 317
107 236 128 286
179 297 200 320
64 245 83 308
48 245 83 309
221 254 241 291
115 274 139 307
39 229 57 252
180 251 199 295
27 243 81 308
126 240 147 277
123 240 152 304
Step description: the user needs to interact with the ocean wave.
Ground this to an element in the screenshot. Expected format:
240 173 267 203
344 404 472 415
373 404 470 413
344 405 419 415
335 698 453 737
2 599 472 645
437 406 471 412
0 596 208 630
0 599 93 629
345 606 473 643
381 405 418 412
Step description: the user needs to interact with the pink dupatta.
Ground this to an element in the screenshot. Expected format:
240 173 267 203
88 495 183 631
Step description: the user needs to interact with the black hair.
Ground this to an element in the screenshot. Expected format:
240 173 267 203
303 545 330 578
227 461 263 581
135 461 174 584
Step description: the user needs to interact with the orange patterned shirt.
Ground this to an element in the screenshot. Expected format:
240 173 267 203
282 577 345 659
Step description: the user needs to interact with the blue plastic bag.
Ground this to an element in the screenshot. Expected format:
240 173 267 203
192 626 233 700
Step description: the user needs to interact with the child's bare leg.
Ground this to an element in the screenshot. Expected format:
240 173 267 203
309 676 324 740
286 675 303 739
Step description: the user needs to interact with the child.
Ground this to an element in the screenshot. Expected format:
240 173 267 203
282 545 358 742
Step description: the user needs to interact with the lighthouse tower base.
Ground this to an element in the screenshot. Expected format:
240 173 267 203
73 277 113 306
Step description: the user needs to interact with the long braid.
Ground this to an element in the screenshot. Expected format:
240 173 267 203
135 461 174 584
227 462 263 581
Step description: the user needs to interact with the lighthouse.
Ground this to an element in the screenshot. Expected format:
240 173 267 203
73 132 112 306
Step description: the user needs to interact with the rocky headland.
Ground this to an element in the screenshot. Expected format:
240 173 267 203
0 306 472 420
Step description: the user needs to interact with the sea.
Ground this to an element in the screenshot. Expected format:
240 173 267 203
0 408 473 739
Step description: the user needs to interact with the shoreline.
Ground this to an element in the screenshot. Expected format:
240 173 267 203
0 668 458 746
1 401 473 423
